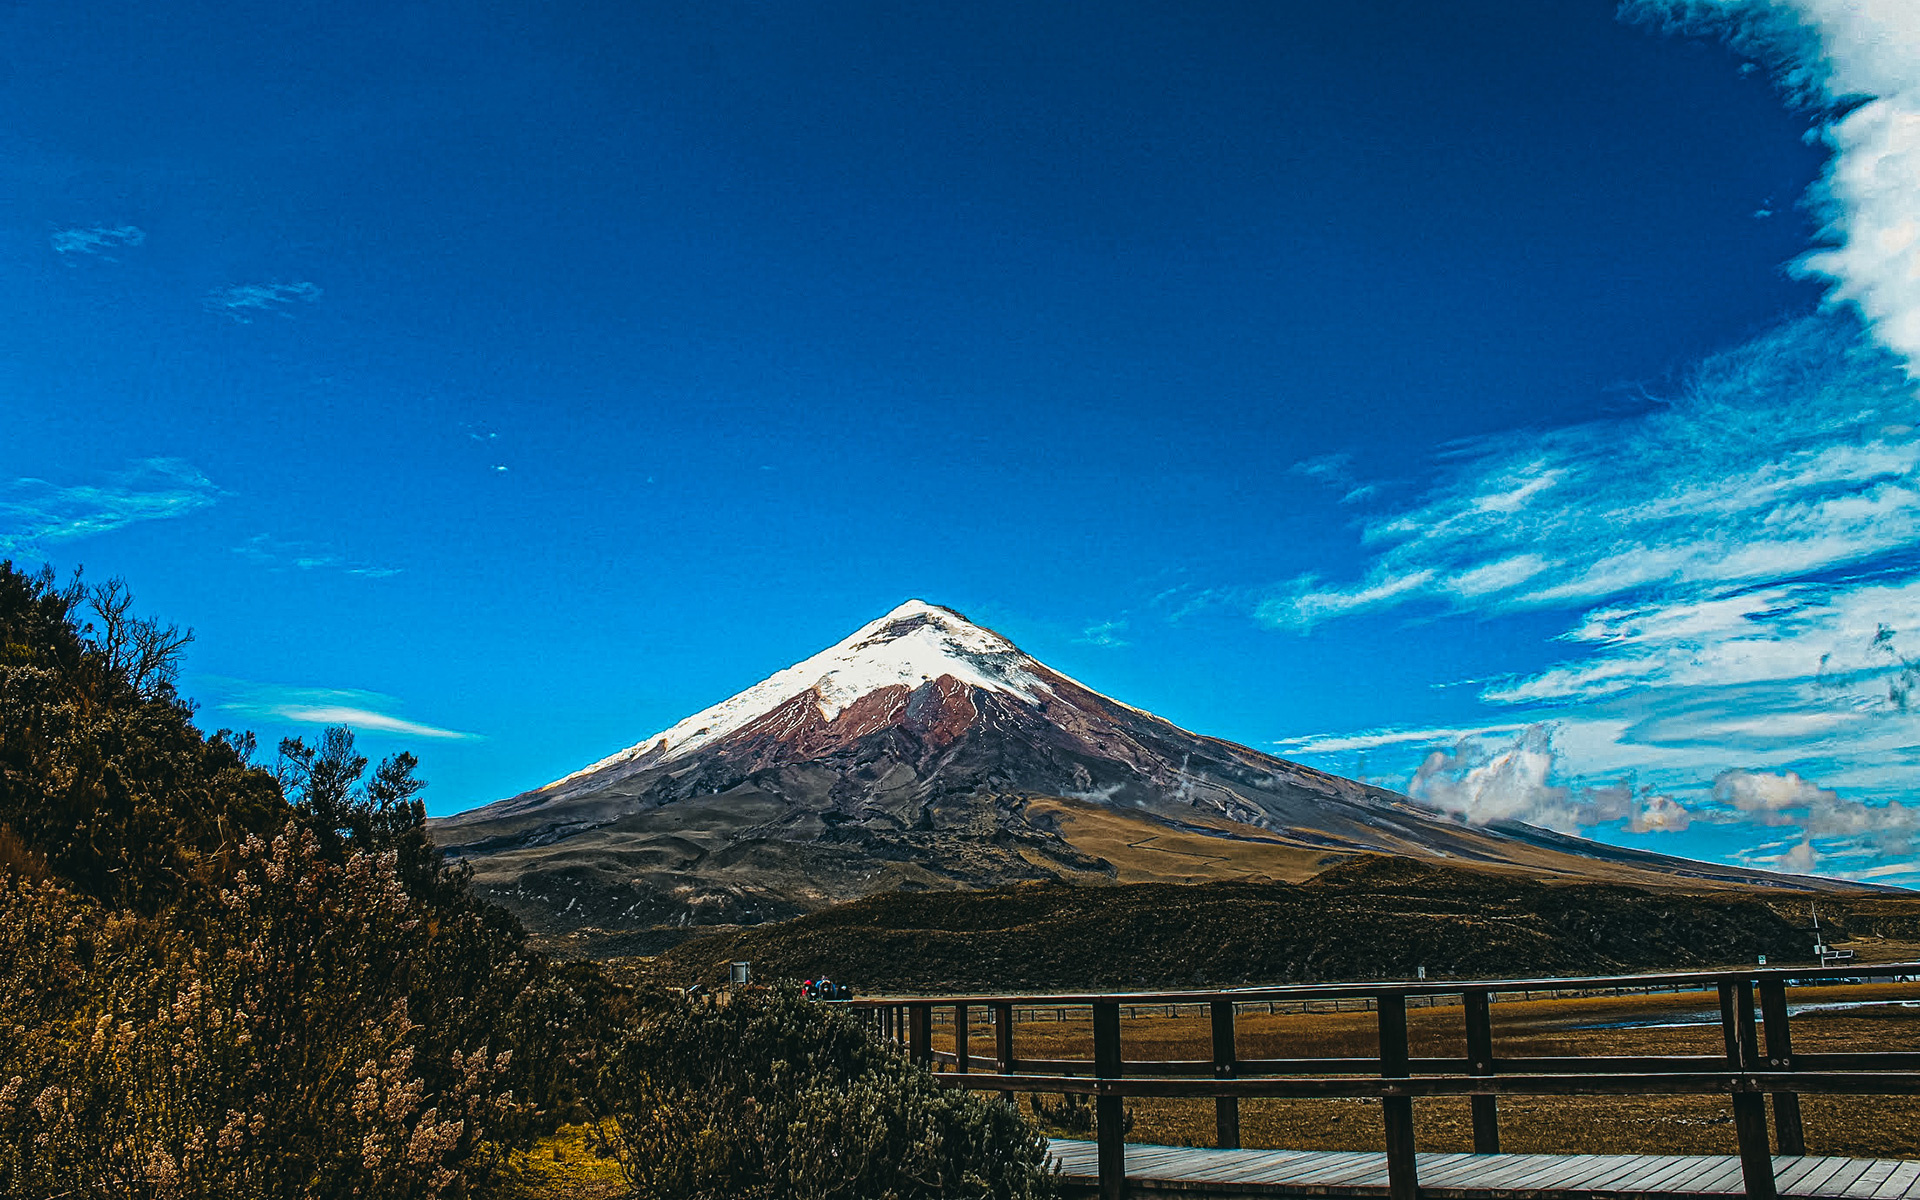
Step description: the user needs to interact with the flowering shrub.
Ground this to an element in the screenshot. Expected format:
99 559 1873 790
0 830 519 1198
599 986 1058 1200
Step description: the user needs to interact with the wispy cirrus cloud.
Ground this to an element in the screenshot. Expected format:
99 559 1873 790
208 280 322 322
1276 723 1533 757
1260 3 1920 885
0 458 221 554
216 682 478 741
51 224 145 257
1260 317 1917 631
232 534 401 578
1075 619 1130 648
1257 317 1920 880
1483 577 1920 706
1289 452 1382 506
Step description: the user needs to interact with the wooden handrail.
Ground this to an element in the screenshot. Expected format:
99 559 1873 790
846 963 1920 1200
845 961 1920 1009
903 1070 1920 1098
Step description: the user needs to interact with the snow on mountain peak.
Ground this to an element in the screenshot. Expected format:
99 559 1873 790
554 601 1054 784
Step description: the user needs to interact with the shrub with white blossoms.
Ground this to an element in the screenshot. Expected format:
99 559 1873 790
0 829 520 1199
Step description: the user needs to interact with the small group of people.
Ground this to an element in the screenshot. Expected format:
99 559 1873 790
802 976 851 1001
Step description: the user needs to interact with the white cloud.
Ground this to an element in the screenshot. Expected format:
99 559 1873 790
1250 316 1920 878
1403 724 1658 835
1257 6 1920 881
1260 568 1435 630
1290 453 1352 484
1387 724 1919 870
1279 699 1919 878
1628 1 1920 373
208 281 322 322
1710 764 1920 874
1446 554 1554 599
1631 794 1693 833
0 458 220 554
1857 860 1920 879
51 225 145 256
217 683 477 741
1713 767 1835 814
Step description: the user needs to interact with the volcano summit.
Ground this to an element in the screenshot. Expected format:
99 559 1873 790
433 601 1821 941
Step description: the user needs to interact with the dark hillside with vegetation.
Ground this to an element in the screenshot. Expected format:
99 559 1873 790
0 562 631 1196
644 855 1912 993
0 561 1058 1199
0 567 284 910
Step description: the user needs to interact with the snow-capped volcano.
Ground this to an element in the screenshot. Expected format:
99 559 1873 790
435 600 1821 939
556 600 1071 781
471 597 1344 824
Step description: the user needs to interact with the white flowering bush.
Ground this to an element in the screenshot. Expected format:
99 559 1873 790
0 829 520 1199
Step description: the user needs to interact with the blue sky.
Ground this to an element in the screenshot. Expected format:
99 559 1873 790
6 0 1920 884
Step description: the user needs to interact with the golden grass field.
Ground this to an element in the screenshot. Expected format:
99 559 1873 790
929 979 1920 1160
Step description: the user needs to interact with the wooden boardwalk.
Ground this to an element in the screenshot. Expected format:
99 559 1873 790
1048 1140 1920 1199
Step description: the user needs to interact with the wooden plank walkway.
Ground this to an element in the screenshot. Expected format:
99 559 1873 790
1047 1141 1920 1199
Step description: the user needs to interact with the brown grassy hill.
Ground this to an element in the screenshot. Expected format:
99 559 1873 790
634 856 1916 993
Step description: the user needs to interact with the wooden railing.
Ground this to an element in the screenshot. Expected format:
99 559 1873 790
847 965 1920 1200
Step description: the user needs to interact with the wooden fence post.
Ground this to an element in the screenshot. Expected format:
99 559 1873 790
1720 979 1778 1200
1378 992 1418 1200
1463 989 1500 1154
994 1001 1015 1107
1093 1001 1126 1200
1210 999 1240 1150
910 1003 933 1068
954 1003 970 1074
1757 978 1805 1156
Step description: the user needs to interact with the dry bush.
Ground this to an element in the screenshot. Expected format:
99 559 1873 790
0 830 520 1199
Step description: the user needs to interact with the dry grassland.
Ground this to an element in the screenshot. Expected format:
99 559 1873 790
930 981 1920 1159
